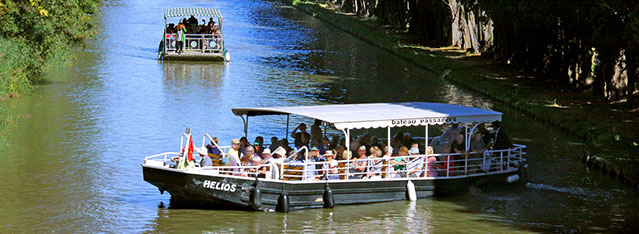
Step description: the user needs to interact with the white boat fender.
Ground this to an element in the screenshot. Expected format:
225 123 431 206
249 177 262 210
276 193 289 212
406 180 417 201
507 174 520 183
225 51 230 62
323 183 335 208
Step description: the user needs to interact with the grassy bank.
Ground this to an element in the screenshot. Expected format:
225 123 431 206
0 0 100 137
283 0 639 188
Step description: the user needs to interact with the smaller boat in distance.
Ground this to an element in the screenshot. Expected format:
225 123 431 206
158 7 230 62
142 102 528 212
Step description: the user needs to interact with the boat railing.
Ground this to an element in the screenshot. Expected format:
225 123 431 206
201 133 228 157
164 33 223 53
278 145 526 181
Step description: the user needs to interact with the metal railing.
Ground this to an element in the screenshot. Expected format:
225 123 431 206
277 145 526 181
143 135 526 182
164 33 224 53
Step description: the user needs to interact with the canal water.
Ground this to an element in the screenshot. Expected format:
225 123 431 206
1 0 637 233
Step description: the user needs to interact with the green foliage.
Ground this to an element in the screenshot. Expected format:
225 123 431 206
0 0 100 133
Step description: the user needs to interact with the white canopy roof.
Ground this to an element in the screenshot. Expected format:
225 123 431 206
232 102 502 130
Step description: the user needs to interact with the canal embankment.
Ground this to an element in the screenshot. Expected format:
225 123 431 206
280 0 639 189
0 1 101 136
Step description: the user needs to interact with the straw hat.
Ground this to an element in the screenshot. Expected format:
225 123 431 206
231 138 240 144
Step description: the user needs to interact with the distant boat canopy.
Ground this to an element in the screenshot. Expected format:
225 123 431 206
164 7 223 19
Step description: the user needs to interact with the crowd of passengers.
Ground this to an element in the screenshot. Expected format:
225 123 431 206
196 119 514 180
165 15 221 54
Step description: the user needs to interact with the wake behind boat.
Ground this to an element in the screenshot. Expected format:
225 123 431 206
142 102 528 212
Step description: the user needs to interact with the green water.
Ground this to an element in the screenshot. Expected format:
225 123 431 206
0 0 637 232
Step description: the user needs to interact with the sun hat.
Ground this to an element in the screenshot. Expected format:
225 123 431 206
232 138 240 144
310 146 319 151
324 150 334 156
262 148 271 155
409 148 420 155
358 145 366 151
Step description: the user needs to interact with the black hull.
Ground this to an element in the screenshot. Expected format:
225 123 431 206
143 166 525 212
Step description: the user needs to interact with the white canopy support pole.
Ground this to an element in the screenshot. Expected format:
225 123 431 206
387 126 391 178
344 128 350 180
425 125 429 154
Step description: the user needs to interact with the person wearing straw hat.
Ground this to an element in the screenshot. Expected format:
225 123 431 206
322 150 339 180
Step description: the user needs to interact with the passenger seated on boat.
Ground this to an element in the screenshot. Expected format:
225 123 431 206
254 136 264 148
279 138 293 155
260 148 273 163
407 147 424 178
227 138 241 158
349 146 368 179
291 123 310 148
446 133 467 175
308 147 325 180
318 137 329 155
390 146 409 178
199 148 213 167
207 17 215 28
240 146 256 177
323 150 340 180
477 124 494 147
367 146 384 179
239 137 249 154
470 133 488 173
425 147 438 177
225 139 241 174
205 137 222 157
268 136 279 152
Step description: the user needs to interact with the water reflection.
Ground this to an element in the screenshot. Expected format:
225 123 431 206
161 61 228 90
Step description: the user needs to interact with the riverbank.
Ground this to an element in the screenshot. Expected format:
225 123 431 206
282 0 639 188
0 1 101 139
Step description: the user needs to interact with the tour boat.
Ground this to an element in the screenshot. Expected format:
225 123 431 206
142 102 528 212
158 7 230 62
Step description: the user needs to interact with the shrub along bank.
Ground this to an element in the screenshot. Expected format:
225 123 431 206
0 0 100 134
282 0 639 188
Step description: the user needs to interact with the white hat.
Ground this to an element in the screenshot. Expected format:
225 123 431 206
262 148 271 155
358 145 366 151
324 150 334 156
409 148 420 155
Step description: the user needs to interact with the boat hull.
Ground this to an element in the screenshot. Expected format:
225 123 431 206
142 165 524 212
161 52 226 61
